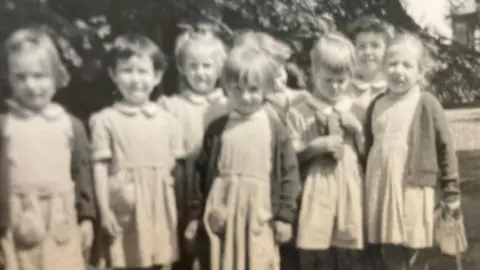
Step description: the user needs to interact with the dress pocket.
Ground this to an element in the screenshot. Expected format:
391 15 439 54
109 170 136 227
12 196 46 248
50 194 77 245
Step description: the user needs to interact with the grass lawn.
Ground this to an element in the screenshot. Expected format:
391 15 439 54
427 107 480 270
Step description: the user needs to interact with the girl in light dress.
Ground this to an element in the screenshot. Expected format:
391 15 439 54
158 30 229 270
363 32 461 270
90 34 184 270
233 31 309 111
347 15 392 122
287 32 365 270
0 26 96 270
187 46 301 270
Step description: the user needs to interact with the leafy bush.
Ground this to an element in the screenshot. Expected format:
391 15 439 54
1 0 479 121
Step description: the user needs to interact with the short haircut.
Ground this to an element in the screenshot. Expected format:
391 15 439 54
2 25 70 88
106 33 167 72
233 30 292 63
174 30 227 73
221 46 277 93
310 32 356 74
347 15 394 43
385 30 433 73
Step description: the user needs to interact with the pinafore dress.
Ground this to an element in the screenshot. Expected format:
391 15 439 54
90 102 184 268
290 97 364 250
1 101 85 270
203 108 279 270
365 87 435 248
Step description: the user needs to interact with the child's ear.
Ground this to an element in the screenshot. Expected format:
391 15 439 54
154 71 165 86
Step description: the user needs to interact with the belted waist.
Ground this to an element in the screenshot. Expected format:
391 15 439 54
218 170 270 181
12 180 74 197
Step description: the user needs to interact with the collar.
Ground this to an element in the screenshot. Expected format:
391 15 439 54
6 99 64 121
320 96 353 115
351 78 387 94
229 106 266 120
181 88 225 105
113 101 158 117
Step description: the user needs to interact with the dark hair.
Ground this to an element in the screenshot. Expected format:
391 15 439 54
105 33 168 71
347 15 394 43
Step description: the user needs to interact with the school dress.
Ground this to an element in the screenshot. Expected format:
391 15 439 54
350 79 387 123
90 102 184 268
365 86 435 248
204 109 281 270
188 106 300 270
1 100 95 270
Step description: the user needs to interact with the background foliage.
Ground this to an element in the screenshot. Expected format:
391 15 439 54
1 0 479 121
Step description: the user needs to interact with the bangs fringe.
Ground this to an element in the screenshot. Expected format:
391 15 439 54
311 33 356 73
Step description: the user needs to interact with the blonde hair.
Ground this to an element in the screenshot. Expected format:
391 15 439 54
310 32 356 74
221 46 277 94
2 25 70 88
385 31 433 74
175 31 227 74
233 30 292 63
174 31 227 92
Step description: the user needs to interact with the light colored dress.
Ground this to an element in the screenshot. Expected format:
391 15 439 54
350 79 387 123
203 108 280 270
365 87 435 248
89 102 184 268
288 96 364 250
158 89 230 157
1 101 85 270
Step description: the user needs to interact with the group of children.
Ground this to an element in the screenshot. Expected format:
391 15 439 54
0 14 462 270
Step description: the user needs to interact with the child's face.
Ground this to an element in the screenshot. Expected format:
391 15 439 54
8 51 57 110
109 54 163 105
312 66 351 103
226 80 265 115
355 32 386 77
384 44 422 95
183 45 218 95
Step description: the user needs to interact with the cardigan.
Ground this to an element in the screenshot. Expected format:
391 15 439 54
364 91 460 202
0 110 97 234
188 106 301 224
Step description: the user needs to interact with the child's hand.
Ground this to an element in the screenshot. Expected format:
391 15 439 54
79 220 94 251
442 199 462 220
274 221 292 244
339 111 362 134
184 220 199 241
207 206 228 235
100 209 122 238
323 135 344 160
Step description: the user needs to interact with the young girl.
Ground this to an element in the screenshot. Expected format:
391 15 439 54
364 32 461 270
287 32 364 270
0 26 96 270
187 46 301 270
158 29 229 270
347 15 392 121
90 34 183 270
233 31 308 110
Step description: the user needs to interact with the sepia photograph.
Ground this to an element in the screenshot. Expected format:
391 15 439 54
0 0 478 269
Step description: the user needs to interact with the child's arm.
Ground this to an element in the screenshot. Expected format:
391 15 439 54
89 113 121 237
70 116 96 223
430 96 460 206
276 123 301 223
285 107 339 164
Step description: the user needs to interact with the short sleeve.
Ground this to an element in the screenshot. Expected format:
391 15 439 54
286 108 307 151
89 111 112 161
167 113 186 159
